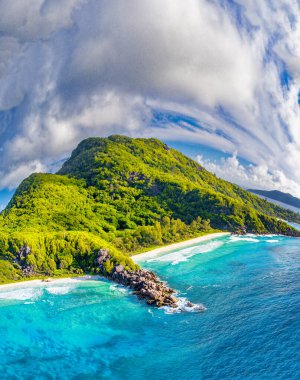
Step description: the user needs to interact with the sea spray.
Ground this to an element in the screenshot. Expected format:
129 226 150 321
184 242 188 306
163 297 206 314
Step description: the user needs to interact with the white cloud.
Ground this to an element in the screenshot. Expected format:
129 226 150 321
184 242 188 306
0 0 298 194
1 92 151 182
0 160 46 190
62 0 262 112
197 153 300 198
0 0 84 41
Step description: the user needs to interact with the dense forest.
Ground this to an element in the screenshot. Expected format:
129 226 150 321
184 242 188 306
0 135 299 283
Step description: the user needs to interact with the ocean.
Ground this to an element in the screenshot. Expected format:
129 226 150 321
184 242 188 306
0 234 299 379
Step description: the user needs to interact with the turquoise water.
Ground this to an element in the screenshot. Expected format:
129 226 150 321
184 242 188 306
0 234 299 379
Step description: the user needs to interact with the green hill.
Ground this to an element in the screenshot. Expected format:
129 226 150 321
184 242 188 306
0 135 299 283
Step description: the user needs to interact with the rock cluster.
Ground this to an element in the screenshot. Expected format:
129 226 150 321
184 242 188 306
233 226 247 235
96 249 178 307
15 245 35 277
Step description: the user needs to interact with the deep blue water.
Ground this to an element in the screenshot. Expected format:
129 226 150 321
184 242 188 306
0 234 299 379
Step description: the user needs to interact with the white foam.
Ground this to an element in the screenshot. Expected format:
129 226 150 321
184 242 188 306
109 284 128 294
133 232 230 262
163 297 206 314
201 284 221 288
229 236 260 243
0 287 43 301
0 276 102 301
45 285 73 295
149 240 224 265
266 239 279 243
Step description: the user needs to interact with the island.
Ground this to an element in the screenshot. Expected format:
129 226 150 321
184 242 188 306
0 135 299 307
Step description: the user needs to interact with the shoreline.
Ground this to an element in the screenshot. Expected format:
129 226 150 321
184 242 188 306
0 233 229 291
0 275 100 291
133 232 230 262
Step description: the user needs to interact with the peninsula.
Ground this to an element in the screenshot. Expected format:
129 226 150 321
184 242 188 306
0 135 299 306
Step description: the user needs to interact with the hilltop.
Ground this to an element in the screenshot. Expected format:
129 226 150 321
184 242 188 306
0 135 299 284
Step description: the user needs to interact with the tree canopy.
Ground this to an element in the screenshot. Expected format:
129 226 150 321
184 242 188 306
0 135 298 283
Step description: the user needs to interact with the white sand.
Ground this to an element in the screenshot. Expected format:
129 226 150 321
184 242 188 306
0 233 229 289
133 232 230 262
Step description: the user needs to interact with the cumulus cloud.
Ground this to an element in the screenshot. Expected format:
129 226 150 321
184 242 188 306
0 0 299 196
0 0 84 40
61 0 260 109
0 160 46 190
197 154 300 198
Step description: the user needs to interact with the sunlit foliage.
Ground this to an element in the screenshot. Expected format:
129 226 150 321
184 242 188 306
0 135 298 282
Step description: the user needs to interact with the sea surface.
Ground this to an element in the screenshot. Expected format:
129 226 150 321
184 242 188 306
0 234 299 380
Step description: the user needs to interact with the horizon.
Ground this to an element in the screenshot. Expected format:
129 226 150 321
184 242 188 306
0 3 300 378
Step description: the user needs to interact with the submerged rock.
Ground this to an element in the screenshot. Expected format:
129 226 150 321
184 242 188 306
96 249 201 310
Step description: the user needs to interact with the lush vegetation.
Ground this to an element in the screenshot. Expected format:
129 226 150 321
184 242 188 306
0 135 299 283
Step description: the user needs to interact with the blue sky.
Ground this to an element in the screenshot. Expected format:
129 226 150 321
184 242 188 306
0 189 13 211
0 0 299 210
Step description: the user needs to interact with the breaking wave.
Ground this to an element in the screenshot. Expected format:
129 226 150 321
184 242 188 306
163 297 206 314
0 287 43 301
46 285 73 295
109 284 128 294
149 240 225 265
229 235 260 243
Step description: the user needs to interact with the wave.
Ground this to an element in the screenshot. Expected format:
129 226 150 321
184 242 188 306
0 287 43 301
201 284 221 289
163 297 206 314
46 285 73 295
229 235 260 243
149 240 225 265
230 235 282 244
0 277 101 301
109 284 128 294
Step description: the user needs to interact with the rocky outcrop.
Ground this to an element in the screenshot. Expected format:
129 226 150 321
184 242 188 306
96 248 177 307
96 249 203 311
14 245 35 277
112 266 178 307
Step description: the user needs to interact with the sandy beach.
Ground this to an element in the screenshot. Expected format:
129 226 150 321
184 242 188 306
0 233 229 290
133 232 230 262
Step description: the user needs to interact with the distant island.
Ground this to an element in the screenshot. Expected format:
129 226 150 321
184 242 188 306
0 135 299 291
248 189 300 211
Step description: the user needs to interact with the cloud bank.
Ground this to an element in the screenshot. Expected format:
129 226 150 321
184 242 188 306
197 153 300 197
0 0 299 196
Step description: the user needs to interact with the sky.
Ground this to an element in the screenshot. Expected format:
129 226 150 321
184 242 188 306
0 0 299 209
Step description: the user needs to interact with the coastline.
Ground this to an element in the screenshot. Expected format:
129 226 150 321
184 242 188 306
0 275 100 291
0 232 229 291
132 232 230 262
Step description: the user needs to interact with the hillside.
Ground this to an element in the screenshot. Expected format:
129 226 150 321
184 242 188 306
249 189 300 210
0 135 299 283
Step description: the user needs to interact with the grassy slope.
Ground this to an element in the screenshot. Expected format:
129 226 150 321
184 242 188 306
0 135 299 283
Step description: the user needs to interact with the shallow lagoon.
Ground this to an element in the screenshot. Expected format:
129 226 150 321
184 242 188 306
0 234 299 379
